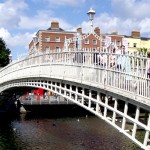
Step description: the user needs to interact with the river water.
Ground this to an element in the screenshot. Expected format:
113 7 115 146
0 110 141 150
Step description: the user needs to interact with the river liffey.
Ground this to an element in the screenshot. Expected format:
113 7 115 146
0 111 141 150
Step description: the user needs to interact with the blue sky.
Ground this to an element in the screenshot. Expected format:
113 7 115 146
0 0 150 60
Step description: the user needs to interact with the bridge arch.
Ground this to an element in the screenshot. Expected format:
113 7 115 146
1 76 150 149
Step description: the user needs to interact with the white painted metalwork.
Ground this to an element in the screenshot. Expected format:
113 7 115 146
87 7 95 34
0 49 150 149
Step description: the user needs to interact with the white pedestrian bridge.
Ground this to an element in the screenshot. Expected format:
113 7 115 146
0 50 150 149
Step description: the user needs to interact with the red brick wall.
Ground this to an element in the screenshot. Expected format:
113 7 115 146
41 32 75 51
82 34 101 49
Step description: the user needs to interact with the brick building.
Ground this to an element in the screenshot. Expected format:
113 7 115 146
29 21 150 54
29 21 76 54
29 21 105 54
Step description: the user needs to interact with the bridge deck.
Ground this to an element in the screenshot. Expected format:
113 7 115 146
0 50 150 149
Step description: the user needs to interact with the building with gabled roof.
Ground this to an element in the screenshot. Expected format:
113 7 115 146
124 31 150 53
29 21 150 55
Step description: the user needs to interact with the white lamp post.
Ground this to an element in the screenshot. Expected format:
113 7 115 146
87 8 96 34
9 53 12 63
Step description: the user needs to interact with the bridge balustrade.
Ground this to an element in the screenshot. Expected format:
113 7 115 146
0 50 149 100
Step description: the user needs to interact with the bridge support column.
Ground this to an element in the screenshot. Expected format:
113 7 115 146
64 84 67 96
112 98 118 124
49 93 51 104
96 92 102 115
64 84 69 103
88 90 91 108
55 82 57 93
144 113 150 147
104 95 108 118
122 101 128 130
75 86 78 101
132 106 140 138
58 95 60 103
70 85 72 99
81 88 84 104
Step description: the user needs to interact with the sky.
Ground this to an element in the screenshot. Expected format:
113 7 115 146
0 0 150 60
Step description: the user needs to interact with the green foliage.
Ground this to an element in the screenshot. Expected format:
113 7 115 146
0 38 11 67
137 48 147 55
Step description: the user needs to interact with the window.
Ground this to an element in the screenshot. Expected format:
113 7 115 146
85 39 89 44
111 41 114 45
133 43 137 47
66 37 70 40
45 36 50 42
56 47 61 52
45 46 50 53
117 41 121 46
93 40 97 45
55 37 60 42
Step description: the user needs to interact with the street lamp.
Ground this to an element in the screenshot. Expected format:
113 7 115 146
87 8 96 34
9 53 12 63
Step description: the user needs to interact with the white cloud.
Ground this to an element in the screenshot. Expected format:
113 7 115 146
80 13 124 35
7 33 32 47
73 0 150 37
0 28 11 39
0 0 28 29
139 18 150 34
0 27 32 59
8 32 32 59
0 27 32 49
79 10 150 37
112 0 150 19
19 16 48 30
44 0 86 6
19 9 73 30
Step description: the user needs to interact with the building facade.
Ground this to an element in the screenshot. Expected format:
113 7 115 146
29 21 150 55
29 21 102 55
29 21 76 55
124 31 150 53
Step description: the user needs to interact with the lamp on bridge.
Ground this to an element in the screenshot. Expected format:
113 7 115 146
9 53 12 63
87 8 95 34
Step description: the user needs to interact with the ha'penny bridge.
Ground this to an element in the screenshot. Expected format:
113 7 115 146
0 48 150 149
0 8 150 150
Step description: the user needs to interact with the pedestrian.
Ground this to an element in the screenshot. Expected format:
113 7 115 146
16 99 21 113
116 46 122 70
110 48 116 68
147 53 150 78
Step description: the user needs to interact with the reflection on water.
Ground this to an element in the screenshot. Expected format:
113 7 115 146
0 113 141 150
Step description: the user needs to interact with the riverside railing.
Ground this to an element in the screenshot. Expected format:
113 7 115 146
20 95 74 105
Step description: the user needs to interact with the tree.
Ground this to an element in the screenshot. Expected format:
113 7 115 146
0 38 11 67
137 47 147 55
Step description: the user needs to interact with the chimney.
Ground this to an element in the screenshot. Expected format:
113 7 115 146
111 31 118 35
51 21 59 29
77 27 82 34
94 27 100 36
131 31 140 38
